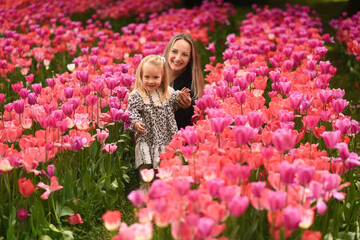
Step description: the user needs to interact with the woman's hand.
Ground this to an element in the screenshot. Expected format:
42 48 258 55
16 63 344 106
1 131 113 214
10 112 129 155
178 87 191 109
134 122 146 135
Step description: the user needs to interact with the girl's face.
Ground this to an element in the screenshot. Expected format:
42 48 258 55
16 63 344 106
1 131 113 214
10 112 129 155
142 62 162 92
168 39 191 74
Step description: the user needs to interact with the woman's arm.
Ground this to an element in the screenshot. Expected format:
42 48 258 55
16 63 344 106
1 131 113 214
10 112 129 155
178 87 191 109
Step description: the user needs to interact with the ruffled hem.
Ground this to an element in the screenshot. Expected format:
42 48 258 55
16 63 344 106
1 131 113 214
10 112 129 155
135 142 164 169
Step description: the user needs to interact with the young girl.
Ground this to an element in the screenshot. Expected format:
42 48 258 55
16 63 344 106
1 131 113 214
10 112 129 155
127 55 189 187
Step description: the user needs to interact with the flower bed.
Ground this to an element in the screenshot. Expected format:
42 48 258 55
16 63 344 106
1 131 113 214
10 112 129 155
0 1 234 239
330 11 360 62
105 4 360 240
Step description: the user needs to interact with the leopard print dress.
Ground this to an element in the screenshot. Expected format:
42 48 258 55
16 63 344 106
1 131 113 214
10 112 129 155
127 87 180 169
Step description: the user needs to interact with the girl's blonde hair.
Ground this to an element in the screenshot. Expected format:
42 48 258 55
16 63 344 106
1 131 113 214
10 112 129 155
163 33 204 99
133 55 169 102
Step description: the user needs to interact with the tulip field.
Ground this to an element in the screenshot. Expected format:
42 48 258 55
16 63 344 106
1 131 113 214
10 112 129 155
0 0 360 239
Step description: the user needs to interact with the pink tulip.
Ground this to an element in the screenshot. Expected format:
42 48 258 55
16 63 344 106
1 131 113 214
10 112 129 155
196 217 215 238
31 83 42 95
223 69 235 82
233 77 248 90
233 91 246 105
251 181 266 198
116 87 128 100
64 87 74 99
207 178 225 198
179 126 198 145
173 179 190 196
76 70 89 84
153 198 167 213
46 78 56 88
89 55 98 65
80 86 91 97
272 128 297 152
333 118 351 135
246 72 256 83
103 143 117 154
96 129 109 142
282 206 301 230
47 165 55 178
62 103 73 116
0 93 5 103
228 195 249 217
37 176 63 200
86 95 97 106
268 190 287 210
316 200 327 215
209 117 231 134
25 73 34 83
322 131 340 149
297 166 314 185
269 70 280 82
303 115 319 130
128 190 145 207
319 110 332 122
278 81 291 95
19 88 29 99
13 99 24 114
148 179 169 200
28 93 37 105
279 161 296 185
51 110 63 121
92 79 104 93
140 168 154 183
319 61 331 74
43 104 56 115
17 209 29 221
331 98 348 114
318 90 333 105
310 181 323 199
11 82 23 93
289 93 302 109
68 98 80 111
261 146 274 160
71 136 83 152
345 153 360 169
278 110 294 122
234 115 248 126
232 125 256 146
247 111 264 128
216 83 228 99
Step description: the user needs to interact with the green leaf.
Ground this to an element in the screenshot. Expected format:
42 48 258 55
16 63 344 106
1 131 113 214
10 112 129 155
59 206 74 218
39 235 53 240
61 230 74 240
111 179 119 190
49 224 61 233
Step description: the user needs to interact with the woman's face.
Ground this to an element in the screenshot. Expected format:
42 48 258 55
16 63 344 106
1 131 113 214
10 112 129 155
168 39 191 74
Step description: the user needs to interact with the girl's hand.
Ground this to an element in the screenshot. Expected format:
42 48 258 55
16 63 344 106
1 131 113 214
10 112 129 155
134 122 146 134
178 87 191 109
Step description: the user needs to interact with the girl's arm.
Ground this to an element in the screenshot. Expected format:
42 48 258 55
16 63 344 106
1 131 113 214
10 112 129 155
126 93 145 133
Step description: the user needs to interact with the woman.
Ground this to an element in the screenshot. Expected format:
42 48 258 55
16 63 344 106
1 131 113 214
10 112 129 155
163 33 205 130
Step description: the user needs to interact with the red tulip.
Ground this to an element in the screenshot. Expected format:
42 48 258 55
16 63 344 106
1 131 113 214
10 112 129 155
18 177 36 197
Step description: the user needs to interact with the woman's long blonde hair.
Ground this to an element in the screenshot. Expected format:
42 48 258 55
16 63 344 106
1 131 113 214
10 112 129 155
132 55 169 102
163 33 204 99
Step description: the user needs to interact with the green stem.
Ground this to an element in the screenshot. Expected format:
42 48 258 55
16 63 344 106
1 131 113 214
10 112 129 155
51 195 60 224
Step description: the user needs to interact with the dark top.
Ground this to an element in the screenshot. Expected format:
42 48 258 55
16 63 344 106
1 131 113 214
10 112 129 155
172 65 195 130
